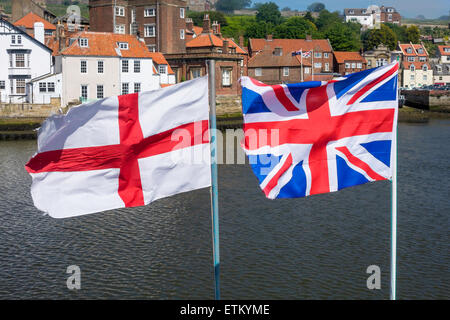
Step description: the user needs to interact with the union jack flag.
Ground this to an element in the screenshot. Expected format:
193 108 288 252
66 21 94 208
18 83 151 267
302 50 312 58
240 62 399 199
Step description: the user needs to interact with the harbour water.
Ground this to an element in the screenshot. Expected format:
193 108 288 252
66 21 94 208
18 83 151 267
0 119 448 299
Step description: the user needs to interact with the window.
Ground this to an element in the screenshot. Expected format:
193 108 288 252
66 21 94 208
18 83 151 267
417 48 423 54
407 56 415 62
115 25 125 34
419 56 426 62
97 85 104 99
98 60 104 73
11 35 15 44
159 65 167 74
180 8 185 18
388 14 392 21
147 45 156 52
191 68 201 79
351 63 356 68
15 53 25 67
345 62 350 68
122 60 129 73
410 65 415 71
436 66 442 72
39 82 46 92
324 63 329 71
410 74 415 80
131 9 136 23
121 83 129 95
144 25 156 37
255 68 262 76
79 38 88 47
304 67 310 74
367 60 372 67
115 6 125 16
314 62 322 68
144 8 155 17
9 54 13 67
134 83 141 93
47 82 55 92
17 35 22 44
423 75 427 81
118 42 129 50
222 69 231 86
81 85 88 99
422 65 428 71
283 67 289 76
10 80 13 94
0 81 5 89
180 29 185 40
324 52 329 58
357 63 362 69
80 60 87 73
16 79 25 94
406 48 412 53
314 52 322 58
134 60 140 73
444 48 450 53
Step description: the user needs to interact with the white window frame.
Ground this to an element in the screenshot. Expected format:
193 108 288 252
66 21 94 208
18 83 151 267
410 65 415 71
283 67 289 76
39 82 47 93
351 62 356 68
115 24 125 34
97 60 104 74
314 52 322 58
144 24 156 37
134 60 141 73
97 85 104 99
144 8 156 17
79 38 88 47
11 35 15 44
16 79 26 94
255 68 262 76
80 85 88 99
0 80 5 90
115 6 125 17
324 63 329 71
158 65 167 74
15 53 25 68
121 82 129 95
122 60 129 73
324 52 329 58
357 62 362 69
222 68 232 87
180 8 185 18
314 62 322 68
80 60 87 73
47 82 55 93
118 42 129 50
134 82 141 93
304 67 310 74
180 29 185 40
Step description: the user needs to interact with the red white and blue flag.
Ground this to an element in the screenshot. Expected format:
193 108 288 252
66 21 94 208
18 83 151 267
302 50 312 58
240 62 399 199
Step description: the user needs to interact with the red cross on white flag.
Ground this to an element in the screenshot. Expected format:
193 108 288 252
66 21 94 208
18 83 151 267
25 77 211 218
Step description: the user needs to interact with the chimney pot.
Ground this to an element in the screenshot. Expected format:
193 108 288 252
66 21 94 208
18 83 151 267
202 14 211 33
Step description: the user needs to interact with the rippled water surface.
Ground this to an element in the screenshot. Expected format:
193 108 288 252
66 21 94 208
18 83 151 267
0 120 448 299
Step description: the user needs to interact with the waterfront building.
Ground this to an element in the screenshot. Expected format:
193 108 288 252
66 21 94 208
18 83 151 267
333 51 367 75
165 14 247 96
51 31 168 107
247 35 334 84
432 45 450 85
0 18 53 103
88 0 187 54
398 42 433 88
344 5 401 29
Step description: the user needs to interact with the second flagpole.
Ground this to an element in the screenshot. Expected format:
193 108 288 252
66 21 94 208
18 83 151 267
207 59 221 300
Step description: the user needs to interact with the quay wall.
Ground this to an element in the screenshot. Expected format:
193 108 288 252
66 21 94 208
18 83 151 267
402 90 450 111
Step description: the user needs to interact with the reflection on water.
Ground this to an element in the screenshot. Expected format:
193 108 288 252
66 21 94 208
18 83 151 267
0 120 448 299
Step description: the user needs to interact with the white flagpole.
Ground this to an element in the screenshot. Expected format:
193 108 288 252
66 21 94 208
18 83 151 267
312 49 314 81
301 50 304 82
207 59 221 300
390 61 399 301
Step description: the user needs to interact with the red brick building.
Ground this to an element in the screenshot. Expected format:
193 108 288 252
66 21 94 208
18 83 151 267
247 36 334 84
88 0 187 54
379 6 401 25
164 15 247 96
333 51 367 75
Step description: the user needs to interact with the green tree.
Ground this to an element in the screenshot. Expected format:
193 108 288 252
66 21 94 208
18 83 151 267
384 23 408 42
406 25 420 43
244 21 274 39
221 15 256 41
363 24 397 50
187 11 228 27
325 22 361 51
215 0 252 13
304 11 315 24
273 17 319 39
307 2 325 12
315 10 342 31
256 2 283 25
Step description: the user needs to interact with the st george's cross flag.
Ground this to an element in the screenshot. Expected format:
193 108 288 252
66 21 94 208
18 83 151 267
240 62 399 199
25 77 211 218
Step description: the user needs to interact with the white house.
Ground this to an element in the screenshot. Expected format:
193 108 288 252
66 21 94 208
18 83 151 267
0 18 53 103
344 8 375 29
398 43 433 88
54 32 162 106
28 72 62 104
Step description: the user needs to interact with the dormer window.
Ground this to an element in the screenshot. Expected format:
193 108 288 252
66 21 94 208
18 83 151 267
274 47 282 56
418 48 423 54
410 65 415 71
159 65 167 74
79 38 88 47
362 9 366 14
422 65 428 71
349 10 354 14
118 42 129 50
444 48 450 53
406 48 412 53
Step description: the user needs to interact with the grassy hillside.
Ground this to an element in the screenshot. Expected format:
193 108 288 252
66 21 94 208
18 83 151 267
0 0 89 19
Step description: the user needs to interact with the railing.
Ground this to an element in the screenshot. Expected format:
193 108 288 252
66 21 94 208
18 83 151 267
8 67 31 76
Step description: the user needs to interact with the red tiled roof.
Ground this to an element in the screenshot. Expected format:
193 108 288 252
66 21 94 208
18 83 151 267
334 51 366 64
438 45 450 56
399 43 428 57
186 33 247 54
402 61 431 69
249 38 332 54
147 52 174 74
60 32 154 58
193 26 203 35
14 12 56 30
248 49 309 68
161 84 174 88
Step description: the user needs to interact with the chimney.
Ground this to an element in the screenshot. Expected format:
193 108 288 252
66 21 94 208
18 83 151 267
34 22 45 44
212 21 221 36
306 34 312 41
222 39 229 54
186 18 193 32
266 34 273 41
239 35 244 49
202 14 211 33
58 26 66 52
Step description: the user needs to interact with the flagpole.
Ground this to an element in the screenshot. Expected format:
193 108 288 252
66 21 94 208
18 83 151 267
301 50 304 82
390 63 399 300
207 59 220 300
312 49 314 81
